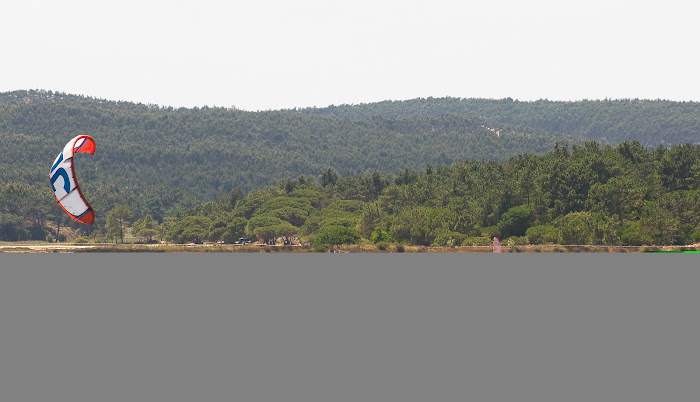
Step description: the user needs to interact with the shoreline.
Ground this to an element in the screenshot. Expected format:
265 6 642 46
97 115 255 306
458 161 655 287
2 243 699 253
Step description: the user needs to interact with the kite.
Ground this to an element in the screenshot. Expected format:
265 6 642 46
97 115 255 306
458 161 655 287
49 135 96 225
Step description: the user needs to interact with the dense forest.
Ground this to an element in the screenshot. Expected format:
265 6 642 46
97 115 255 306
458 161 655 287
303 97 700 146
150 141 700 248
5 140 700 247
1 90 572 238
2 90 700 246
1 90 572 197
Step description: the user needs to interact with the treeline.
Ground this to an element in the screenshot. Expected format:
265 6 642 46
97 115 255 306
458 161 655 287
302 97 700 146
54 141 700 248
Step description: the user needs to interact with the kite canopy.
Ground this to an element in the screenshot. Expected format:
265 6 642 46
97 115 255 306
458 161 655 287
49 135 96 225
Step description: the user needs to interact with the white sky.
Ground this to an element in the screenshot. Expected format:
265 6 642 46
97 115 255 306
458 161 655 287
2 0 699 110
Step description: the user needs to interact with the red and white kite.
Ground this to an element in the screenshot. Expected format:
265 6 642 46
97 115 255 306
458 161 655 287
49 135 96 225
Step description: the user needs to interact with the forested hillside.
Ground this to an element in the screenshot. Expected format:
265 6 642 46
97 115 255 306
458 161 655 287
3 90 700 246
0 90 573 234
302 97 700 146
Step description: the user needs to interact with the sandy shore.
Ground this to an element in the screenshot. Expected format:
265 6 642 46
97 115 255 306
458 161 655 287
0 244 97 252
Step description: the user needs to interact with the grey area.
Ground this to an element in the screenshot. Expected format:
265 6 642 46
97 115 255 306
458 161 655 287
1 254 698 402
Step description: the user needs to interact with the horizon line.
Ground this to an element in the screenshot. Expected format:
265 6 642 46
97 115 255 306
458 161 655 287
3 88 700 113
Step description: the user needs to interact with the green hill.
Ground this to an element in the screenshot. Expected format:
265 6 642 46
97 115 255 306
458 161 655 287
0 90 573 224
3 90 700 241
301 97 700 146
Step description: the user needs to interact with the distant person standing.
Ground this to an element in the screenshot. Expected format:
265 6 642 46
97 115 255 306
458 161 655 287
493 237 502 253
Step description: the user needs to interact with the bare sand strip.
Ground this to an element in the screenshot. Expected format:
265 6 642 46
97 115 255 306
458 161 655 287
0 244 96 252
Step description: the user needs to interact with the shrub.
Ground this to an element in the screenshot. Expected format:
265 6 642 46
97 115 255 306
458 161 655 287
504 236 529 246
29 224 46 241
370 227 393 244
432 231 467 247
462 236 492 246
618 221 650 246
167 215 213 244
558 212 594 245
313 225 361 246
526 225 560 245
497 205 532 238
479 226 499 238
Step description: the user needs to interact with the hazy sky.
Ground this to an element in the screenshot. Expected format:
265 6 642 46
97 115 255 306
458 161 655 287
2 0 698 110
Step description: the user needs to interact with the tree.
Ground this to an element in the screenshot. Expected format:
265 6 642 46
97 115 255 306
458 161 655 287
658 144 700 191
273 222 298 245
229 185 243 210
617 220 651 246
236 188 284 219
0 213 24 241
358 202 383 239
448 198 483 236
252 221 297 245
370 227 393 243
497 205 532 238
246 215 298 244
222 217 248 243
587 176 645 222
558 212 594 245
313 225 360 246
656 190 700 230
132 215 159 243
617 140 650 165
247 215 284 237
160 217 177 242
208 219 228 242
590 212 621 245
166 215 213 244
105 205 133 243
432 231 466 247
321 168 338 187
525 225 559 245
640 202 678 245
